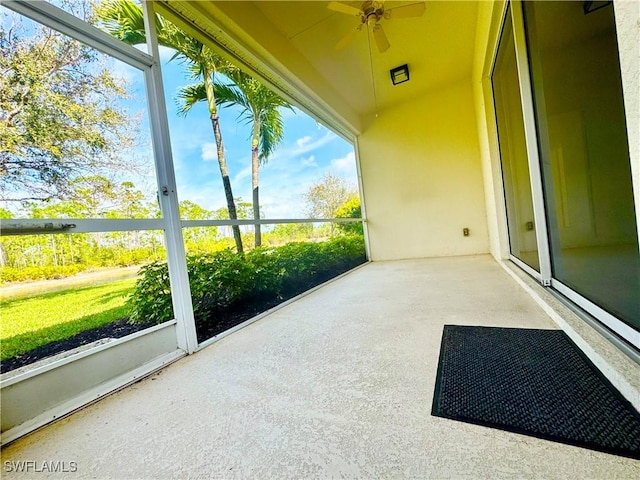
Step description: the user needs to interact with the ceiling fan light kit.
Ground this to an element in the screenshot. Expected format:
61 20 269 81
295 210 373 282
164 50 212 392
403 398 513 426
390 64 410 85
329 1 426 53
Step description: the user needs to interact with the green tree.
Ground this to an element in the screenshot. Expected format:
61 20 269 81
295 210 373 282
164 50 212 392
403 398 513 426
179 200 218 252
213 197 256 243
97 0 244 253
0 207 12 267
213 198 254 221
26 176 150 220
179 200 212 221
0 10 135 203
183 70 292 247
304 173 357 234
1 176 158 270
335 195 363 236
110 181 150 219
265 222 314 245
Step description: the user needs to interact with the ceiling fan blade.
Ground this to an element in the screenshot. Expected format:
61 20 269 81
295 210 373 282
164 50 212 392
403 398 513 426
387 2 426 18
335 24 363 50
372 24 390 53
327 2 363 16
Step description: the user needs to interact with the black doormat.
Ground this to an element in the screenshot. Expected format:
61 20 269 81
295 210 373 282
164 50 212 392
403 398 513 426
431 325 640 459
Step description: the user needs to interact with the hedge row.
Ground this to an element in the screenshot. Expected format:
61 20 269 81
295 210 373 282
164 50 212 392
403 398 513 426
0 264 88 283
128 235 367 324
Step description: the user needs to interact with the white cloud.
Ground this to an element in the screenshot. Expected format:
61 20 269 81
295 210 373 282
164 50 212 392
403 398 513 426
258 192 303 219
270 131 338 162
201 143 218 162
174 174 224 211
296 136 312 147
233 165 252 185
301 155 317 167
297 131 337 155
330 151 357 176
167 120 214 172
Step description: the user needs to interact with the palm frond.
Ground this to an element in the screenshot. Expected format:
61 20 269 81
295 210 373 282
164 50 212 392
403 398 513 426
258 107 285 163
176 83 207 117
96 0 147 45
215 70 292 162
96 0 223 76
213 82 254 126
213 83 249 110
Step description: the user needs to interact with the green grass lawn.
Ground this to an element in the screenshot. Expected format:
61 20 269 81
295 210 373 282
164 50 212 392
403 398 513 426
1 278 137 361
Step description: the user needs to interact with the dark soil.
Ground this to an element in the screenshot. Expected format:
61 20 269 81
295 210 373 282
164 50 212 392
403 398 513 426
1 318 156 374
195 296 282 343
2 261 365 374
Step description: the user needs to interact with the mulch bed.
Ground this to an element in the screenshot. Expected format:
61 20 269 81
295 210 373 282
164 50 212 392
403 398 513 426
1 318 155 374
2 263 363 374
195 295 284 343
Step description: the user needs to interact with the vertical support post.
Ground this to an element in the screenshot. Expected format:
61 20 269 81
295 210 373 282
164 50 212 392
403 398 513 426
142 1 198 352
510 0 553 286
354 137 371 261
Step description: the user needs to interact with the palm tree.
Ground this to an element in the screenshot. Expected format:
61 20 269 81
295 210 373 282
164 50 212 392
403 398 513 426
97 0 244 253
180 71 292 247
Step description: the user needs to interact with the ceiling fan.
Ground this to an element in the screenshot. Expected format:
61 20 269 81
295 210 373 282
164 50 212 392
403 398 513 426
328 1 426 53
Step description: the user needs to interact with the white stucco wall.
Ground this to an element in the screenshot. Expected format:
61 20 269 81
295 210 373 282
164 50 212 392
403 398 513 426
358 79 490 261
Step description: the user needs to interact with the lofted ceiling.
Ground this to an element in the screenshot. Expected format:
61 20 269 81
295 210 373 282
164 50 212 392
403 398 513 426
252 1 479 118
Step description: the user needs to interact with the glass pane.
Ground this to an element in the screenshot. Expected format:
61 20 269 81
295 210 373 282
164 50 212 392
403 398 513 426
0 230 171 374
1 7 157 218
524 1 640 329
1 5 172 374
492 10 539 271
94 8 366 345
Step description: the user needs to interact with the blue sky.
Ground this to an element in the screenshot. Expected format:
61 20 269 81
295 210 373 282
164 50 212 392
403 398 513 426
157 47 357 219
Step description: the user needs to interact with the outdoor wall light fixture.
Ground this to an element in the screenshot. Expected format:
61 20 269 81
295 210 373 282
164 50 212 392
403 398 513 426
390 64 409 85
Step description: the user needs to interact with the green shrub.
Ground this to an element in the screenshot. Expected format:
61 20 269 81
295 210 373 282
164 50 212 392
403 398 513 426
126 235 367 325
246 247 284 297
187 249 255 317
126 261 172 324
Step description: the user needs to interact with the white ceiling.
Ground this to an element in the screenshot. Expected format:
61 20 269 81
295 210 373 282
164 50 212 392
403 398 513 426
252 1 479 117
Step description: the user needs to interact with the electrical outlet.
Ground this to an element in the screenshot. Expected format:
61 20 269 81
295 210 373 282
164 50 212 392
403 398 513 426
526 221 534 231
463 228 469 237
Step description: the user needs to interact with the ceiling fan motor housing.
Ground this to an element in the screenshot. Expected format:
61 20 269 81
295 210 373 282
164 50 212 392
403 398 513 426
330 1 426 52
361 1 385 25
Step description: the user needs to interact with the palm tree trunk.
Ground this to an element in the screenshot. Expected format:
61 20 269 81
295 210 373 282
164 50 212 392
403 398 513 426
252 118 261 247
204 68 243 254
211 114 243 254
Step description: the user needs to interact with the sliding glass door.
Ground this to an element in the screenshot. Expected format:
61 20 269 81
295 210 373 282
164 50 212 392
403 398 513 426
492 7 540 272
522 1 639 331
492 1 639 342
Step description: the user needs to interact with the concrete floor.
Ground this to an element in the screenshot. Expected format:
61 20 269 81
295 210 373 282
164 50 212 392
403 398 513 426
2 255 639 479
